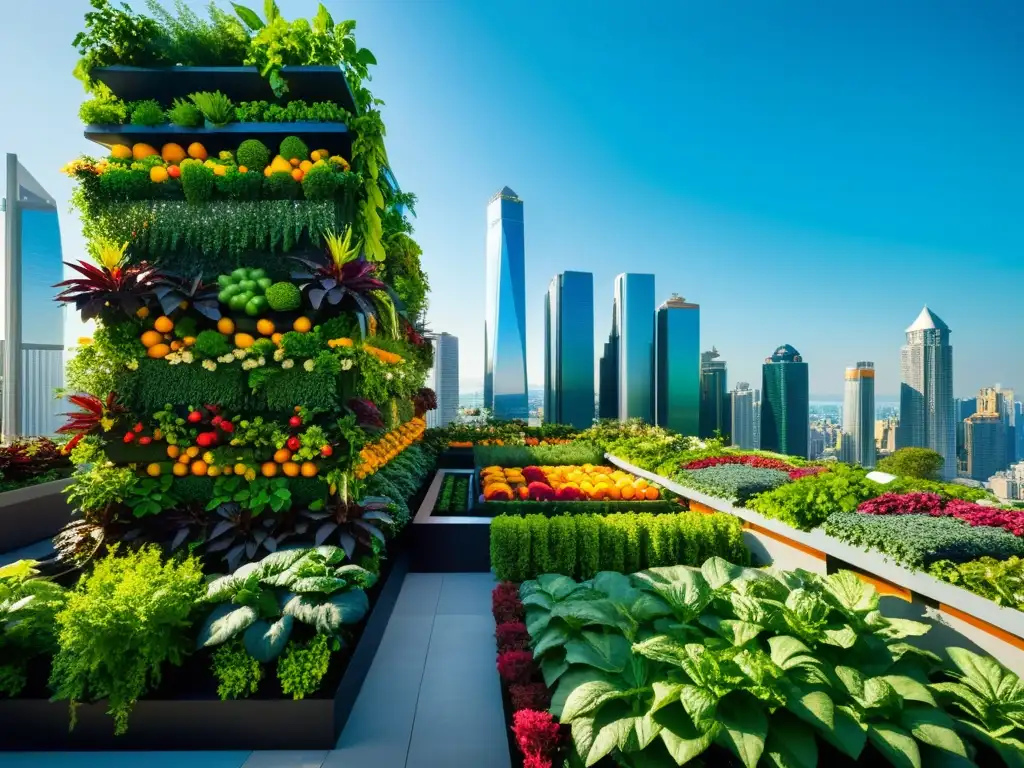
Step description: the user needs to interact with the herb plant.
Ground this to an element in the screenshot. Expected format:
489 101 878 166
0 561 67 697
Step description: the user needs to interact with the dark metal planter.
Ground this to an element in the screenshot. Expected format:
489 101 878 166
0 477 73 554
0 548 409 751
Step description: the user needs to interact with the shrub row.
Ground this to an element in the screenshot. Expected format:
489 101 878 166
490 511 748 582
473 441 605 469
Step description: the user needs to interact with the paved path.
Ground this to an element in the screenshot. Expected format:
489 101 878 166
0 571 510 768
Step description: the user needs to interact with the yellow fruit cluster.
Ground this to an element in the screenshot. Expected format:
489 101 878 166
355 417 426 479
139 315 195 359
363 344 403 364
480 464 660 501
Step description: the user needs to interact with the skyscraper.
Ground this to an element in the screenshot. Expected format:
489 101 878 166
752 388 762 449
997 386 1017 463
964 413 1007 482
699 348 729 439
840 362 876 468
730 382 755 449
483 187 528 420
896 307 955 480
613 273 655 422
653 294 700 435
597 326 618 420
954 397 977 472
760 344 810 458
426 333 459 429
544 271 595 429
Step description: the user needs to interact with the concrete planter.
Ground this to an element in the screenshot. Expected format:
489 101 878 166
0 477 74 553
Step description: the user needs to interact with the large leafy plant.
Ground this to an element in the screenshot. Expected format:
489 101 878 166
0 561 68 697
521 560 981 768
54 238 161 321
196 546 374 663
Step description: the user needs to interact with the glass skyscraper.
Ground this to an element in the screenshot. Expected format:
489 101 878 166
699 347 729 439
613 273 655 422
730 382 755 449
840 362 876 468
483 187 528 420
544 271 594 429
760 344 810 458
426 332 459 429
896 307 955 480
654 295 700 435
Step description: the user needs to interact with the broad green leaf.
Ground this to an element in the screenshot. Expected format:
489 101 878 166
335 564 377 588
699 615 762 646
204 574 239 602
570 716 597 766
538 573 578 601
678 684 718 729
522 591 554 610
768 635 814 668
525 606 552 638
900 704 968 758
782 683 835 736
551 667 609 719
565 631 632 673
946 647 1007 700
534 624 570 658
243 615 293 662
763 710 818 768
953 718 1024 768
196 603 257 648
715 692 768 768
654 702 716 765
631 592 673 622
867 723 922 768
283 588 368 633
551 598 623 629
730 593 771 625
633 566 713 620
821 624 859 648
561 679 624 723
883 675 937 706
648 681 683 715
585 703 636 765
232 2 265 31
879 617 931 639
826 704 868 759
930 681 989 722
592 571 637 601
634 711 662 750
632 635 692 668
824 570 879 615
701 556 745 589
836 666 866 699
863 677 902 713
541 656 569 688
290 576 348 594
917 745 979 768
312 545 346 565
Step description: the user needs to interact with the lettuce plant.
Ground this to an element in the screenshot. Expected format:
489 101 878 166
519 560 979 768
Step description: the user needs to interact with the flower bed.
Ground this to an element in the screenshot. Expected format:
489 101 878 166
482 465 662 503
0 439 76 552
0 438 72 494
510 559 1024 767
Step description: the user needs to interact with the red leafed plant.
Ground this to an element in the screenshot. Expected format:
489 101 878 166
510 682 551 712
0 438 71 482
492 582 525 624
947 499 1024 537
683 454 797 472
858 492 944 516
57 392 126 453
527 482 556 502
513 709 561 768
522 466 548 485
495 622 530 653
54 238 160 321
413 387 437 414
497 650 536 684
788 466 827 480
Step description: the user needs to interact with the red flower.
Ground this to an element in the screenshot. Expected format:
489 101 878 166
513 709 560 766
495 622 530 653
497 650 536 684
510 682 551 712
492 583 525 624
522 466 548 485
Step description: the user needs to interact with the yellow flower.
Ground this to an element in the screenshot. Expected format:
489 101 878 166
100 417 114 432
126 359 139 371
77 336 93 346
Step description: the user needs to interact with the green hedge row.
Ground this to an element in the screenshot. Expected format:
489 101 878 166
490 511 749 582
481 499 679 517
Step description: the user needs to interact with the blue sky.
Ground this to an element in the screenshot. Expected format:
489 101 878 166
1 0 1021 397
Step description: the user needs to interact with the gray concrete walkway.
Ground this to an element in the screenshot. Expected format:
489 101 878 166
0 572 510 768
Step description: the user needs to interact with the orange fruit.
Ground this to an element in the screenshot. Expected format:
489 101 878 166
293 317 312 333
149 165 169 183
186 446 200 458
136 306 150 319
645 486 659 500
153 316 174 333
146 463 161 477
213 164 227 177
233 462 247 476
271 332 283 345
291 168 303 182
187 142 207 160
299 160 313 173
183 336 196 346
167 445 180 459
222 465 233 475
206 465 222 477
170 340 182 351
261 462 278 478
273 448 292 464
172 462 189 477
217 317 235 335
264 166 272 177
282 461 300 477
161 143 186 164
141 330 163 348
133 143 158 160
234 333 255 349
300 462 318 477
178 454 191 465
147 343 170 359
190 460 208 476
290 158 301 167
111 144 133 160
621 485 636 500
238 165 248 174
256 319 275 336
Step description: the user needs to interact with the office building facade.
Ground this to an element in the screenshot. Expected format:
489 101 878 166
426 333 459 429
964 413 1007 482
760 344 810 458
730 382 755 449
483 187 528 419
613 273 655 422
653 295 700 435
544 271 595 429
699 347 729 439
896 307 956 480
840 362 876 468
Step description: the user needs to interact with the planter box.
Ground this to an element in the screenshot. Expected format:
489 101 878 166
0 547 409 751
0 477 74 554
410 470 491 572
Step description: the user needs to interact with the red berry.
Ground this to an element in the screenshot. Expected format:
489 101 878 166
187 411 203 423
289 416 302 428
219 420 234 433
287 436 301 451
167 165 181 179
320 445 333 457
133 422 144 433
123 433 135 443
138 436 152 446
196 433 211 447
211 415 223 426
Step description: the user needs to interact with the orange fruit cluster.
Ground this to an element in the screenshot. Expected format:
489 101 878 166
363 344 403 364
481 464 660 502
356 417 426 479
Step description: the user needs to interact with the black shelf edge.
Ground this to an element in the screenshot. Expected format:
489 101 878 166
93 65 357 115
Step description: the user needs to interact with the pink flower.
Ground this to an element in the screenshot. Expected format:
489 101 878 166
522 465 549 485
513 709 561 765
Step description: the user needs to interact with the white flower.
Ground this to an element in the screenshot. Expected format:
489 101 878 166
233 348 246 359
181 351 194 364
257 356 266 366
242 359 257 370
126 359 139 370
340 359 353 371
385 372 393 380
218 354 234 364
303 359 315 372
202 360 217 371
273 349 285 362
282 359 294 370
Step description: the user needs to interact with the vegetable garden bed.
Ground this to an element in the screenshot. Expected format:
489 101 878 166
411 469 491 572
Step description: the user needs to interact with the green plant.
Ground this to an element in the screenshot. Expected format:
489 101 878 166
189 90 235 126
677 464 791 504
265 281 301 311
237 138 271 170
210 640 263 700
748 464 879 530
931 647 1024 767
279 135 309 161
79 94 128 124
73 0 167 87
0 561 67 697
166 97 203 127
475 441 606 468
129 99 165 126
145 0 248 66
180 159 215 203
824 513 1024 568
265 170 299 199
928 557 1024 611
301 163 342 200
277 633 332 699
196 547 371 662
49 546 204 734
878 447 946 481
194 329 232 358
